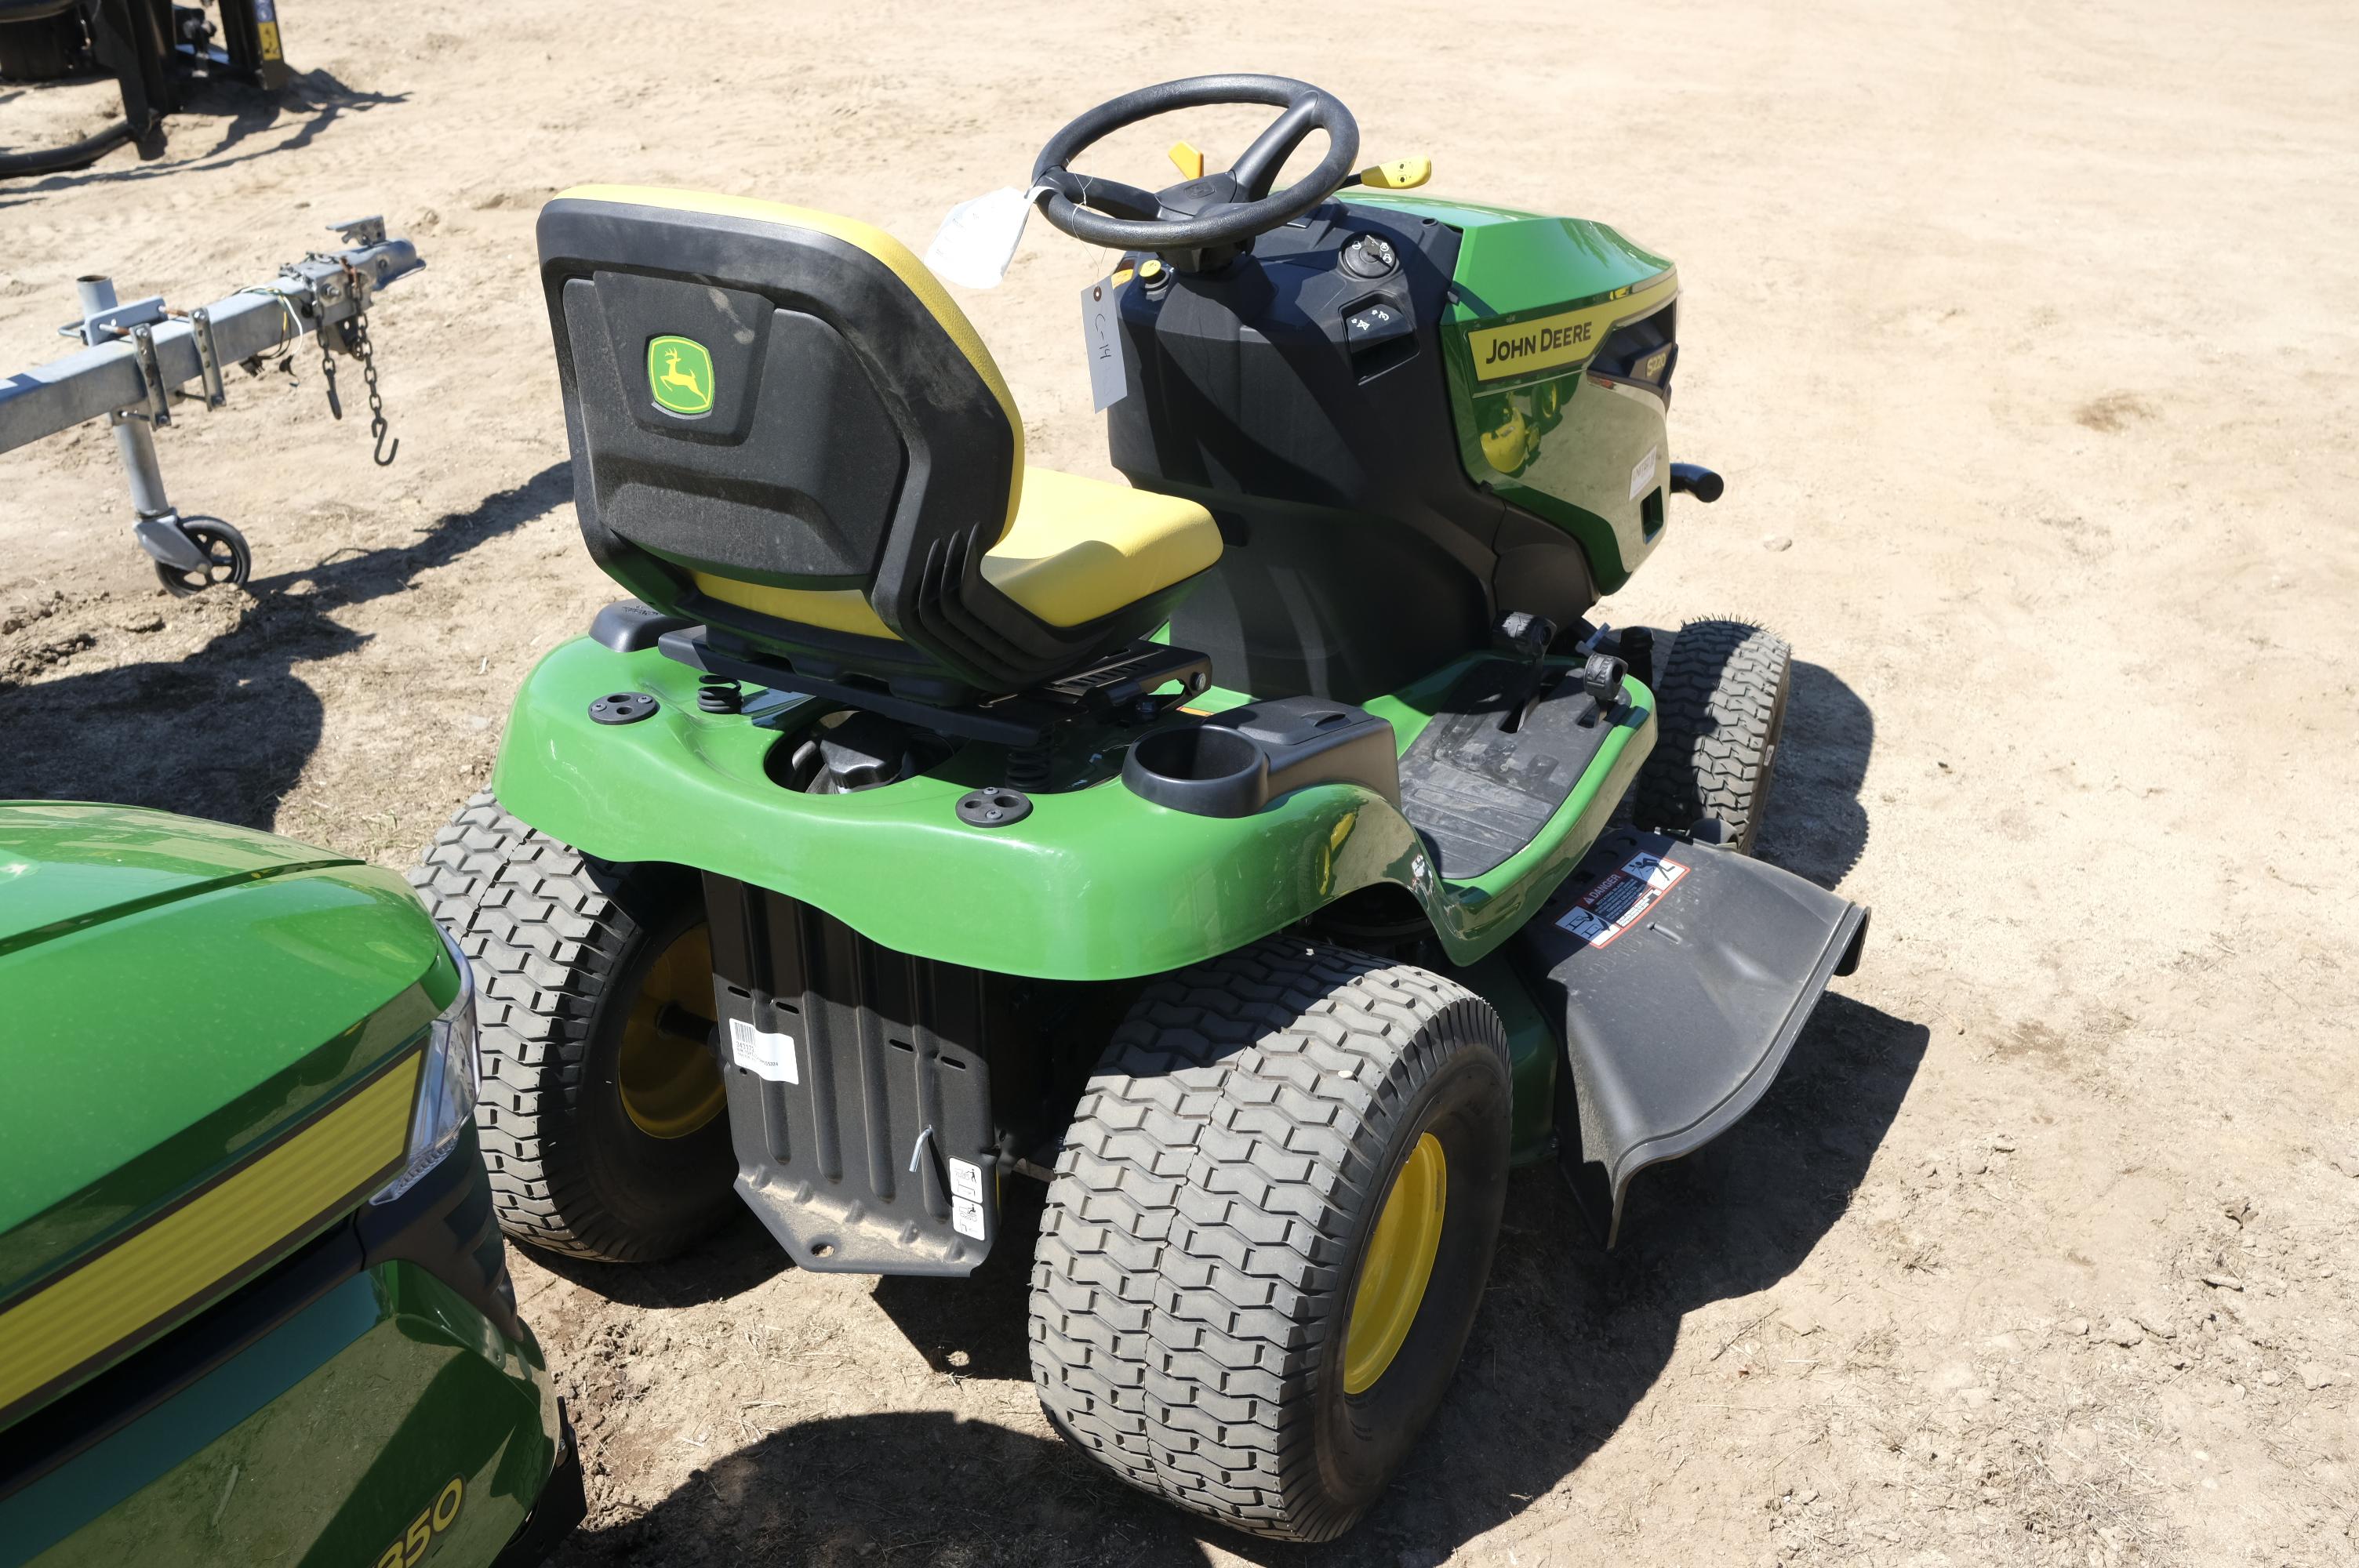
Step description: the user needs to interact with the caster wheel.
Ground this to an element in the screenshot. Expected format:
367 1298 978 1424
154 517 250 597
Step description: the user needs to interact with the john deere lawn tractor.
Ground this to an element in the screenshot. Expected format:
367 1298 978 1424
413 74 1867 1542
0 803 578 1566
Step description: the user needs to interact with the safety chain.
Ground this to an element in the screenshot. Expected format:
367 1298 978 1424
350 310 398 466
304 257 399 465
317 329 343 421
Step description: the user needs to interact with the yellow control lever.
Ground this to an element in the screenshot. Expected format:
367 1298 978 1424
1357 157 1432 191
1167 140 1206 180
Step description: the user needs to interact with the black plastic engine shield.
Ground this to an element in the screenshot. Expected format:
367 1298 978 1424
1510 829 1868 1245
703 875 999 1276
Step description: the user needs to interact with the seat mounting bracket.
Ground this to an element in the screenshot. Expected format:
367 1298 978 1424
658 625 1210 749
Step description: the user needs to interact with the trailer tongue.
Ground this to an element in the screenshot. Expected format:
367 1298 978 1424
0 216 424 591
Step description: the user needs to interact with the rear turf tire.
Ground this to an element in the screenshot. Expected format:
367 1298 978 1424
1030 937 1512 1542
1632 616 1793 854
409 791 737 1262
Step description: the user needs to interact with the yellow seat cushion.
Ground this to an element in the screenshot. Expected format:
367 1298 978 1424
694 469 1219 639
978 469 1220 628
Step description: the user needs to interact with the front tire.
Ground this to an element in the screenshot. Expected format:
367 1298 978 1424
1030 938 1511 1542
409 792 737 1261
1632 616 1793 854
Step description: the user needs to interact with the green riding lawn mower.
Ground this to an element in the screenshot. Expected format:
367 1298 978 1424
414 74 1869 1543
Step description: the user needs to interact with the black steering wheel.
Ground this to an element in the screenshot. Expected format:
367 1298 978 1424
1030 74 1360 254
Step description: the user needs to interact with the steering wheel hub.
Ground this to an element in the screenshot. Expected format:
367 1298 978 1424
1030 74 1361 267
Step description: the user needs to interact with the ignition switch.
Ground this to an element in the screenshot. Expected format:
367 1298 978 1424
1340 233 1398 278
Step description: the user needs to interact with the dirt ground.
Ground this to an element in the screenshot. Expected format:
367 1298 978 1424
5 2 2357 1563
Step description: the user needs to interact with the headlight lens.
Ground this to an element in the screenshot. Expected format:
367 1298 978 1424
372 927 481 1204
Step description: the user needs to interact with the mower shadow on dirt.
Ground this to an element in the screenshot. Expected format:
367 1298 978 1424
0 69 405 209
1753 659 1873 889
1365 989 1927 1559
0 462 565 822
524 1208 793 1311
552 1410 1230 1568
868 1188 1052 1383
562 992 1925 1566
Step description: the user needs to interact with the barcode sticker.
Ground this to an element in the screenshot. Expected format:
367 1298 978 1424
1629 445 1660 501
728 1016 799 1084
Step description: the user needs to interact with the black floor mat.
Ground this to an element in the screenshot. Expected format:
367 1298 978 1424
1397 659 1623 879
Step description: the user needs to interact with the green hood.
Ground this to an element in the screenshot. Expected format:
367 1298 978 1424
0 804 453 1304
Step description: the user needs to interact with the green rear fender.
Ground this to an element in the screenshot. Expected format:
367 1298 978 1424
493 637 1653 982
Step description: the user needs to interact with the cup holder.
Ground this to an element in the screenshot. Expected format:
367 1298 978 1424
1119 698 1402 820
1121 724 1271 818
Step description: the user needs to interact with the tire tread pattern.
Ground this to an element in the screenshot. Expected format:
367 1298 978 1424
407 789 659 1261
1028 937 1504 1542
1633 615 1792 849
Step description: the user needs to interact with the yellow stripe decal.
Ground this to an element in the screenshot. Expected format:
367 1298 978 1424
0 1053 420 1421
1467 272 1678 383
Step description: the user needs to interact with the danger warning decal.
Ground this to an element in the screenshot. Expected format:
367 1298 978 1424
1555 850 1689 949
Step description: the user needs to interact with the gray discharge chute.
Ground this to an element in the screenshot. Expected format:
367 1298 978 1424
1512 828 1869 1244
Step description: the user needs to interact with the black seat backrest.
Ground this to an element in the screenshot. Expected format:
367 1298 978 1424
537 186 1036 691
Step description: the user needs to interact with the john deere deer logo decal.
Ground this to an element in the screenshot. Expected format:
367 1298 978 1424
647 336 714 417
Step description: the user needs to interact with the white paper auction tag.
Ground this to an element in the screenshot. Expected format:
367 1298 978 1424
1080 274 1129 411
923 187 1039 289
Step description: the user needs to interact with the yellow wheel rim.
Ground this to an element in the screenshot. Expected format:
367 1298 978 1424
616 924 726 1139
1343 1131 1448 1396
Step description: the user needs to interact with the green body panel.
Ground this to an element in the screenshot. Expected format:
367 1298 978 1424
492 636 1653 983
0 804 453 1301
3 1260 559 1568
1355 191 1678 593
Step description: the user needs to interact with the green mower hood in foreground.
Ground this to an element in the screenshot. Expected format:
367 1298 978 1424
0 804 574 1568
0 803 451 1309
